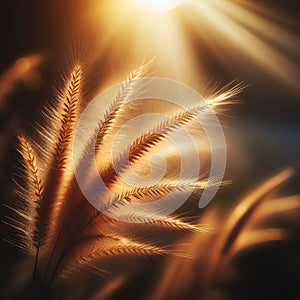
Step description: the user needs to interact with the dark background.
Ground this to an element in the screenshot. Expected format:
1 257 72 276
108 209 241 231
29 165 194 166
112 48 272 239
0 0 299 299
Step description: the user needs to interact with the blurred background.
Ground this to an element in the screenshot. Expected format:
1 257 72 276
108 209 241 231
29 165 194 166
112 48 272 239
0 0 299 299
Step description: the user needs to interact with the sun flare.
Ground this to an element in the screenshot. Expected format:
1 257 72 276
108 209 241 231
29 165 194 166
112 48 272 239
137 0 185 12
92 0 300 92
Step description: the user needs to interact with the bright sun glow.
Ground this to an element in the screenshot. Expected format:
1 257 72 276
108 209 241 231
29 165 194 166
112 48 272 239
93 0 300 93
137 0 184 12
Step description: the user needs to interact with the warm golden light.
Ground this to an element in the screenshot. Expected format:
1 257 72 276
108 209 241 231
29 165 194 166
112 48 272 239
137 0 184 12
91 0 300 93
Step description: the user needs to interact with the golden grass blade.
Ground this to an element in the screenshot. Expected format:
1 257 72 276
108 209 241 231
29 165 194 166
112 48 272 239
204 168 295 287
217 168 293 258
251 195 300 223
227 228 288 260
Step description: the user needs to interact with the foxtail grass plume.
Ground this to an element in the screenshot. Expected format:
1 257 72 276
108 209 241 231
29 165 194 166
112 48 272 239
3 58 241 297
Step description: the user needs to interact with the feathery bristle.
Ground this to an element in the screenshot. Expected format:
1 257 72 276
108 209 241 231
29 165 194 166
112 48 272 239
16 136 44 252
36 64 82 249
61 235 167 275
205 81 245 107
55 64 81 166
5 59 241 295
95 63 149 153
100 103 218 187
120 180 207 202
